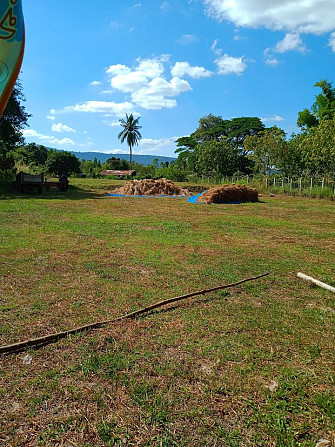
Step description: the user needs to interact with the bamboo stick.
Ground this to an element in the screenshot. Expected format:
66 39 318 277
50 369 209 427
0 272 269 355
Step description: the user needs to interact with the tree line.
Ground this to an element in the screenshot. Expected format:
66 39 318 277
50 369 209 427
174 79 335 180
0 79 334 183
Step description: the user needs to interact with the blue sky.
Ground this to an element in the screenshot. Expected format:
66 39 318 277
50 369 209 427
21 0 335 158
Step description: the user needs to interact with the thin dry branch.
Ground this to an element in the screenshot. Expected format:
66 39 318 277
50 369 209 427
0 272 269 355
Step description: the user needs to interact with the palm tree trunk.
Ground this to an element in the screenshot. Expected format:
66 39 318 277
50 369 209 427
129 144 132 166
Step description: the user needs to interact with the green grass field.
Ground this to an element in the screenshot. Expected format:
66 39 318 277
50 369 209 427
0 179 334 446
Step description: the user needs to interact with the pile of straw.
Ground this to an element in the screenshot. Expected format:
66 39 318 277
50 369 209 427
197 184 258 204
113 178 191 196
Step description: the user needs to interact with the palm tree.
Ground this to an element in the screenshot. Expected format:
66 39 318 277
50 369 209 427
118 114 142 165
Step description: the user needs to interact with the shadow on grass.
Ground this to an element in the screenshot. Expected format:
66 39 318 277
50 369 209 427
0 183 104 201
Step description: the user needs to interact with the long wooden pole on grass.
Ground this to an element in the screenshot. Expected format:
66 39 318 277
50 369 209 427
0 272 269 355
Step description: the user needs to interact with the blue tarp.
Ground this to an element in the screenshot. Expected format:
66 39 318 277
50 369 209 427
106 192 243 204
187 192 206 203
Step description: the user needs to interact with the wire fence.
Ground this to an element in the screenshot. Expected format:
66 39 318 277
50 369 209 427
214 174 335 198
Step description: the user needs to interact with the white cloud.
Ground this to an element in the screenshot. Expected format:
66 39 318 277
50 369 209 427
139 137 176 150
263 47 279 66
204 0 335 35
275 33 306 53
132 77 192 109
137 57 166 77
111 70 149 92
107 58 166 94
23 129 76 146
103 120 122 127
90 80 102 86
132 95 177 110
211 39 222 56
329 32 335 52
265 57 279 66
64 101 137 117
261 115 285 122
264 33 306 65
171 62 212 79
106 64 132 76
105 56 192 110
134 2 141 7
215 54 247 75
46 115 55 121
176 34 199 45
51 123 76 133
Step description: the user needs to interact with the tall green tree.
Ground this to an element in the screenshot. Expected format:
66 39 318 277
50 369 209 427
45 150 80 176
103 157 130 170
174 136 197 172
226 117 265 150
118 114 142 165
178 114 264 174
245 126 287 175
9 143 48 167
195 140 240 177
299 116 335 175
192 114 229 142
0 81 30 155
297 80 335 129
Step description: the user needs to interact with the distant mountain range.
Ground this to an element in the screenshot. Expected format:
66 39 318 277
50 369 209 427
70 150 176 166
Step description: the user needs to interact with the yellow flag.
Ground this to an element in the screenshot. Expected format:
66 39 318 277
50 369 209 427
0 0 24 117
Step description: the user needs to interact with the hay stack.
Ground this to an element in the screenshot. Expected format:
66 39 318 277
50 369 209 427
197 184 258 204
113 178 191 196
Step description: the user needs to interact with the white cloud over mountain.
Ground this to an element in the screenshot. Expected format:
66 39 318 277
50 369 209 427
204 0 335 35
139 137 177 151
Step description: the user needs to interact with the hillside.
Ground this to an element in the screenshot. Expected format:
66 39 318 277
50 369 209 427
70 150 176 166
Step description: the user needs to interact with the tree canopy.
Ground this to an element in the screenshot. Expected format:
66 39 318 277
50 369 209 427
0 81 30 155
297 80 335 130
45 150 80 176
195 139 240 177
175 114 264 175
